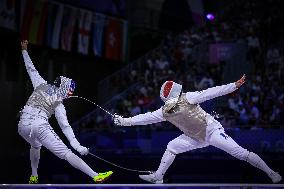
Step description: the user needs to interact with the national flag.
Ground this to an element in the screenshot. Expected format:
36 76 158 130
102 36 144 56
92 13 106 57
60 6 77 51
28 0 48 44
46 2 64 49
20 0 48 44
78 9 92 55
104 18 123 61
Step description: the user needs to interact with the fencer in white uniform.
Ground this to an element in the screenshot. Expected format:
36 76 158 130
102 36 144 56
114 75 282 183
18 40 112 184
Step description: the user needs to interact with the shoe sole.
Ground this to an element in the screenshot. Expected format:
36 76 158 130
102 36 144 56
139 176 163 184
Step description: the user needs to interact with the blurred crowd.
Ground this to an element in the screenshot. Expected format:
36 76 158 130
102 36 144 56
218 0 284 129
81 0 284 131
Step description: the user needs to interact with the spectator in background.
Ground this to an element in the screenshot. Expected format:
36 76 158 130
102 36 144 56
267 46 281 65
247 31 261 64
196 73 214 90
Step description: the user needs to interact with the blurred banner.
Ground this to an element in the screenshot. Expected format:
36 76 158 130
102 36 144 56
209 43 235 64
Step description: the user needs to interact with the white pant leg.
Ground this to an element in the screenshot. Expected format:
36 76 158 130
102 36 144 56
38 124 98 178
30 147 41 176
153 134 209 179
205 117 249 160
208 123 277 179
167 134 209 154
18 115 43 149
37 124 71 159
208 128 250 160
18 120 41 177
18 113 71 159
18 114 98 178
65 152 98 178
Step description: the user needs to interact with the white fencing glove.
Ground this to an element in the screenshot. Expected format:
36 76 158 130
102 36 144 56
70 139 89 155
113 114 132 126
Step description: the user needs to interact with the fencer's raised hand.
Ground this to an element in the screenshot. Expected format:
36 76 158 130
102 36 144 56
113 113 132 126
70 139 89 155
235 74 246 88
21 40 28 51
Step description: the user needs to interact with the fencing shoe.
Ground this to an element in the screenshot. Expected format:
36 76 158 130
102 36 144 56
29 175 38 184
93 171 113 183
139 172 163 184
269 172 282 183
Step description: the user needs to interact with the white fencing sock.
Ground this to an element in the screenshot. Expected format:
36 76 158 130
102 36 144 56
155 150 176 179
30 147 40 176
246 152 274 175
65 152 98 178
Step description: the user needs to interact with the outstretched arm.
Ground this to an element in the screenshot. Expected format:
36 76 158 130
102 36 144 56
186 74 246 104
21 40 46 89
55 103 88 155
114 108 166 126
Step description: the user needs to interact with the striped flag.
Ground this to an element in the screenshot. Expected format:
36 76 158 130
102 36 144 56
20 0 48 44
78 9 92 55
46 2 64 49
60 7 77 51
28 0 48 44
92 13 106 57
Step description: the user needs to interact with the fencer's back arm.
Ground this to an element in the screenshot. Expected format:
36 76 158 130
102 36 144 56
128 107 166 125
186 83 237 104
22 50 46 89
55 103 76 142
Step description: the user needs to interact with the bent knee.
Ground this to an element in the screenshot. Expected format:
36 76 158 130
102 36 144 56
167 140 179 155
31 146 41 150
54 148 72 160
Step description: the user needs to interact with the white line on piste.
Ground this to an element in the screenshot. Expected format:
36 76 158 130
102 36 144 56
1 183 284 187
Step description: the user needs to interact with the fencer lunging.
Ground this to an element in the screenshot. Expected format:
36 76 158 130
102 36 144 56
18 40 113 184
113 75 282 183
